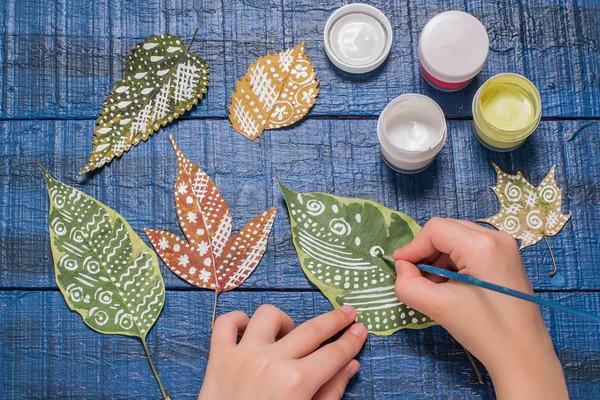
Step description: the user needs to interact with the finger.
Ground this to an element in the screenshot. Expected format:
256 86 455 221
312 359 360 400
240 304 295 345
211 311 250 348
394 260 452 321
393 217 482 268
302 323 366 389
276 305 357 358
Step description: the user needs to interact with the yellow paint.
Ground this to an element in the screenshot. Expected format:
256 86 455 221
472 73 541 151
480 83 534 131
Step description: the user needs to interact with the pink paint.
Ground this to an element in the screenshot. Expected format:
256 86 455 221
418 11 489 92
421 66 473 91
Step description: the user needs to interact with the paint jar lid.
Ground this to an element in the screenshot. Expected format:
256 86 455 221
418 11 489 83
324 3 393 74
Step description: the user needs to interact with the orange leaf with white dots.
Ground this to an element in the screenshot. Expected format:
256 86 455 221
145 136 276 324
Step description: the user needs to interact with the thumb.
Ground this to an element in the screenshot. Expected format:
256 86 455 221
394 260 451 322
312 360 359 400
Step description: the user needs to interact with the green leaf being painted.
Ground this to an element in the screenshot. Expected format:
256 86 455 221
280 183 436 336
82 31 209 173
41 166 170 399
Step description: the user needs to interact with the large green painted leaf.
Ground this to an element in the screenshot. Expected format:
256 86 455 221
280 183 436 336
82 32 210 173
42 167 165 339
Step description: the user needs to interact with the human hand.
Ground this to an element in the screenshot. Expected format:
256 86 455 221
198 304 367 400
393 218 568 399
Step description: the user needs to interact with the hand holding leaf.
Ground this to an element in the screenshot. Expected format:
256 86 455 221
279 183 435 336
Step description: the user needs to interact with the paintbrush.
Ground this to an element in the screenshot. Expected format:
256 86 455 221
378 254 600 323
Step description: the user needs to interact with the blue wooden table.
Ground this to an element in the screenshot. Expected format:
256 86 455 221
1 0 599 398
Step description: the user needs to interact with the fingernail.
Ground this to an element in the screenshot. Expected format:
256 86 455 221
348 363 360 379
348 323 367 337
340 305 355 316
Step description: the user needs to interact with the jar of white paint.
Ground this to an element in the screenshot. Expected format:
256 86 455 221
377 94 447 173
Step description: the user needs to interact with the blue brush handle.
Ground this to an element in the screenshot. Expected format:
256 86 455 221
381 255 600 323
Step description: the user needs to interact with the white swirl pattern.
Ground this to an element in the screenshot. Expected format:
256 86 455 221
329 218 351 236
306 199 325 216
540 185 558 203
526 210 543 229
502 216 521 234
503 182 522 202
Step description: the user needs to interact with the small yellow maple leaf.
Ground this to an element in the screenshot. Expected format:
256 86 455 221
478 163 571 275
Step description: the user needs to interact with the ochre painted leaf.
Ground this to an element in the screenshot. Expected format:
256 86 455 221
145 136 276 303
478 163 571 249
42 166 165 338
279 183 435 336
228 42 319 140
82 33 210 173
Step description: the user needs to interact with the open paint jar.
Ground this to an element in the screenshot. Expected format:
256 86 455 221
472 73 541 151
377 94 447 173
418 11 489 91
324 3 393 73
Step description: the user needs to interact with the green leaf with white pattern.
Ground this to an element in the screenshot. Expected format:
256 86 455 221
42 166 170 398
43 167 165 336
82 31 209 173
280 183 436 336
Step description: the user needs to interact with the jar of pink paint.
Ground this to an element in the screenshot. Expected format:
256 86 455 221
418 11 489 92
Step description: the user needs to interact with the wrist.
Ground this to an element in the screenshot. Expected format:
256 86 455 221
487 340 568 399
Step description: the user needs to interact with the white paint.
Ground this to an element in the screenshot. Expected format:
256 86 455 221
143 42 159 50
117 101 132 108
378 94 447 174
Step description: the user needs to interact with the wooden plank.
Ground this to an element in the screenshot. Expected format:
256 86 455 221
2 0 600 118
0 0 283 119
1 119 598 290
283 0 600 117
1 290 598 399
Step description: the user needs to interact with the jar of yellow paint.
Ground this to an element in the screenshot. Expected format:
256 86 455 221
472 73 541 151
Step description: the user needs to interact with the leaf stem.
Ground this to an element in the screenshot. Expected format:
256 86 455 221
463 345 484 384
211 290 220 330
545 236 558 277
141 337 170 400
187 27 199 53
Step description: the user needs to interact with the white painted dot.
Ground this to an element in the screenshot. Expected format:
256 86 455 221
204 258 211 266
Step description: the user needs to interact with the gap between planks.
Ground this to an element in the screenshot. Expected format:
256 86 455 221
2 116 600 122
